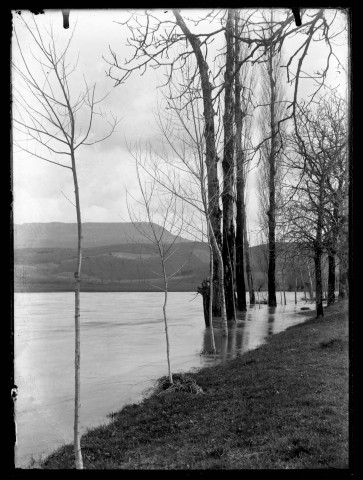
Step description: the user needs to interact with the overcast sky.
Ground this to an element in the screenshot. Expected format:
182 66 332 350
12 9 348 245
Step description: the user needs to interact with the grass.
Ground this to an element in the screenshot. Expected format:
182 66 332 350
39 300 348 470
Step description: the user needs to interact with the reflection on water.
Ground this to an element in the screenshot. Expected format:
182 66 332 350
268 306 276 336
14 291 312 467
202 302 305 365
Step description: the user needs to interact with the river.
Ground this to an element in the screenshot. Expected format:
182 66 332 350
14 291 314 467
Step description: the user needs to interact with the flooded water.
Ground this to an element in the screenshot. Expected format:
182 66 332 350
14 291 313 468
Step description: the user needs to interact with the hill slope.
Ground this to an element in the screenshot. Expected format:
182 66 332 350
14 222 187 249
13 223 315 293
14 242 210 293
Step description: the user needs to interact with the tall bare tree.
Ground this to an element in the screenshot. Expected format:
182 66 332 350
284 93 348 317
257 11 287 307
170 10 224 317
106 8 346 317
12 16 118 469
217 10 238 321
321 94 348 305
127 162 189 384
127 78 229 337
234 10 257 309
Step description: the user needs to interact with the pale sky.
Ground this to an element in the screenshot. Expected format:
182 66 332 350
11 9 348 246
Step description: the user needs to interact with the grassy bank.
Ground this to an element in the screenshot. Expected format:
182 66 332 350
40 301 348 470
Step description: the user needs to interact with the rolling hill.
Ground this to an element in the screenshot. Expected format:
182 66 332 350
13 223 315 293
14 222 185 248
13 223 209 292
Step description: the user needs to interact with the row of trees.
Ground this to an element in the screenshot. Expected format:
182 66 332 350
12 9 348 469
110 8 348 322
257 88 348 316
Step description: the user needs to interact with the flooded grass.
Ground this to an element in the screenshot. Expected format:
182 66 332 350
39 300 348 470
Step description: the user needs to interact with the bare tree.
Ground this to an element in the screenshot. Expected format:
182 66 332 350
106 9 344 122
234 11 258 308
243 218 256 305
158 88 228 337
256 10 288 308
321 94 348 305
170 10 223 317
220 9 237 321
283 93 348 317
105 8 346 316
127 162 189 384
127 78 229 337
12 16 118 469
337 193 349 300
234 10 246 311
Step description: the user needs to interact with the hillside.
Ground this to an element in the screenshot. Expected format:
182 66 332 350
14 222 186 249
14 223 210 292
13 223 316 293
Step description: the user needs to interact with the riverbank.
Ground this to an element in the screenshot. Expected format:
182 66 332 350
39 300 348 470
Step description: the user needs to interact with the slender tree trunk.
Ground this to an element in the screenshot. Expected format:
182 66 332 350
161 259 173 384
306 260 314 301
235 173 247 311
295 276 297 304
234 10 247 312
173 9 222 317
314 245 324 317
243 224 255 305
315 186 324 317
327 196 342 306
208 239 216 354
327 250 336 305
282 270 286 305
199 278 210 327
267 39 277 308
338 194 349 300
222 9 237 321
71 151 83 470
338 251 349 300
299 266 307 302
208 219 228 336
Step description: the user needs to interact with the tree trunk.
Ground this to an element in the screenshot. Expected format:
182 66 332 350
314 180 325 317
327 250 336 305
208 240 216 353
71 151 83 470
173 9 222 317
234 11 247 312
235 172 247 311
161 259 173 384
236 169 247 311
300 267 307 302
295 276 297 304
282 270 286 305
314 246 324 317
243 223 255 305
338 193 349 300
267 36 277 308
306 260 314 301
208 219 228 336
198 278 210 327
222 9 237 321
338 251 349 300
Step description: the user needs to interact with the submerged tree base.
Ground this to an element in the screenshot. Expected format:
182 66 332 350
156 373 204 396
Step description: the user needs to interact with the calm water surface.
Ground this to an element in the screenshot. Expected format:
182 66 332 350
14 291 313 467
